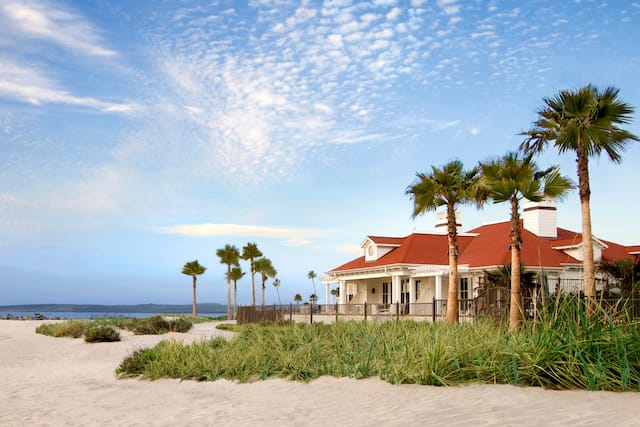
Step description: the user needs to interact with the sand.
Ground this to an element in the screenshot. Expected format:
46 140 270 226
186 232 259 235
1 320 639 426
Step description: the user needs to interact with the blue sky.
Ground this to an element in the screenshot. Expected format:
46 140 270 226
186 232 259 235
2 0 639 306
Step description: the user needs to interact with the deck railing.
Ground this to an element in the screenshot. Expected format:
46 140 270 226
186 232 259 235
237 295 640 324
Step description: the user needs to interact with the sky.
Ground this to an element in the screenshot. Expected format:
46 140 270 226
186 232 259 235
1 0 640 306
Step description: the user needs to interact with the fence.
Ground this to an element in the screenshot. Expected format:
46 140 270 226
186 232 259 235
237 295 640 325
237 299 476 324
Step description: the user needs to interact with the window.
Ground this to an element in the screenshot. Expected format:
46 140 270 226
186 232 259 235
400 279 410 304
460 278 469 300
382 281 390 305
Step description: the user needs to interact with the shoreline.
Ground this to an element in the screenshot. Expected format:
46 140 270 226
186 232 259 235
1 320 639 426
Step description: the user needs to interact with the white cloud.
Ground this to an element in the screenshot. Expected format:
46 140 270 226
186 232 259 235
386 7 402 21
0 59 138 114
160 223 333 246
0 0 117 56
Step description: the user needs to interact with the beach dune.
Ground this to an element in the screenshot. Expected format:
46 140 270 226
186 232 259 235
1 320 638 426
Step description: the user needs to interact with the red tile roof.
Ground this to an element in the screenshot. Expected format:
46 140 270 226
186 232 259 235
331 222 637 273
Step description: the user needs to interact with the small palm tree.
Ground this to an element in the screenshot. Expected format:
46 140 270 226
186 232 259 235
242 242 263 307
479 152 573 328
228 266 245 320
181 260 206 317
308 270 317 295
293 293 302 305
521 85 638 300
273 278 281 305
216 244 240 320
309 293 318 303
330 288 339 304
254 257 277 307
599 258 640 298
406 160 482 324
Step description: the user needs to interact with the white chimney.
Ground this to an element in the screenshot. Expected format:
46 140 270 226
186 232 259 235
435 210 462 233
523 197 557 238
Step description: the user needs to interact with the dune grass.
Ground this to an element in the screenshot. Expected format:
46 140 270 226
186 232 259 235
36 315 195 340
116 298 640 391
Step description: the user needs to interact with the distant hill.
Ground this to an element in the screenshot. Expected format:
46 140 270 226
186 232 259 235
0 303 227 313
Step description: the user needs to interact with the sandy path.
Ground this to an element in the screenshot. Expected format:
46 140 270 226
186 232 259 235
1 320 639 426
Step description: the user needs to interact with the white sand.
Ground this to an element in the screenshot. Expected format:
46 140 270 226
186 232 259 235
1 320 639 426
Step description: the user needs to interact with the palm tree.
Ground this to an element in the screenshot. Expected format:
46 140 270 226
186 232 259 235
479 152 573 328
228 266 245 320
599 258 640 298
254 257 277 307
330 288 339 304
308 270 317 295
521 85 638 300
181 260 206 317
293 293 302 305
242 242 263 307
272 278 281 305
309 293 318 303
216 244 240 320
406 160 482 324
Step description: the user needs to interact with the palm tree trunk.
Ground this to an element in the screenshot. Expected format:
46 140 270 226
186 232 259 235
445 204 459 324
251 259 256 307
261 280 265 307
192 276 197 317
226 265 232 320
577 141 596 301
509 197 523 329
233 281 238 320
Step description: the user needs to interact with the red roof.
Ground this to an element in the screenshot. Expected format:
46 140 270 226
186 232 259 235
331 222 637 273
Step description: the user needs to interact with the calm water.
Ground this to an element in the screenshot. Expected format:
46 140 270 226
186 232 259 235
1 311 225 320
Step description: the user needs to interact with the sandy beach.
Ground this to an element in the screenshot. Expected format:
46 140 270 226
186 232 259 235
1 320 639 426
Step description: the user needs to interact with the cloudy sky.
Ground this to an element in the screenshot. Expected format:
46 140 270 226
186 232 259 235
2 0 639 306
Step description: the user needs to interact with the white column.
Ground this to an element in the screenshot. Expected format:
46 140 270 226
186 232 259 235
324 282 331 307
435 275 443 300
408 277 415 315
339 282 346 305
392 275 400 303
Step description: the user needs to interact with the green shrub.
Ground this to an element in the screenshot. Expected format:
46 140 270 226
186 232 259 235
85 325 121 343
36 320 87 338
126 316 192 335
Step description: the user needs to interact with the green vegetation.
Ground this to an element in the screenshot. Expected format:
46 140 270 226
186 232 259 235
36 315 194 340
116 298 640 391
85 325 121 343
36 320 87 338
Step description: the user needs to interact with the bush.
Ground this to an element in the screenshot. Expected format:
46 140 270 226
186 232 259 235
85 325 121 343
36 320 87 338
127 316 192 335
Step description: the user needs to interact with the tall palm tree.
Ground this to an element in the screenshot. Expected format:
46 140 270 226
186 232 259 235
242 242 263 307
479 152 573 329
254 257 277 307
406 160 482 324
521 85 638 300
308 270 317 295
293 293 302 305
228 266 245 320
272 278 281 305
216 244 240 320
181 260 206 317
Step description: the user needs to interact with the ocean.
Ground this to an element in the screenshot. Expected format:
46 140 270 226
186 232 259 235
1 311 226 320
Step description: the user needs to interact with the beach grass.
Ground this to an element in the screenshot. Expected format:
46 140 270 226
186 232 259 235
116 298 640 391
36 315 195 339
